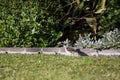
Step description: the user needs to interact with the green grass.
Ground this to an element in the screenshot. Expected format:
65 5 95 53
0 54 120 80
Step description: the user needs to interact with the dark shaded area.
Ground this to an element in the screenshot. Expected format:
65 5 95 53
76 49 88 56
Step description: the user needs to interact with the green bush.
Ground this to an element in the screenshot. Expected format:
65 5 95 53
0 0 62 47
0 0 119 47
100 0 120 33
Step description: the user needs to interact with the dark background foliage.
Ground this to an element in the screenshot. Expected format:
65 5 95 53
0 0 119 47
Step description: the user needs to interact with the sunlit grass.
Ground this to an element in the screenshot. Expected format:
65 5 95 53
0 54 120 80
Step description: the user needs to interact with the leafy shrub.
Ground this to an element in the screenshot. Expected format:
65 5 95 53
0 0 119 47
100 0 120 33
0 0 62 47
75 28 120 49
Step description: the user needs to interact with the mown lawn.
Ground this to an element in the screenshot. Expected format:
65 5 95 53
0 54 120 80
